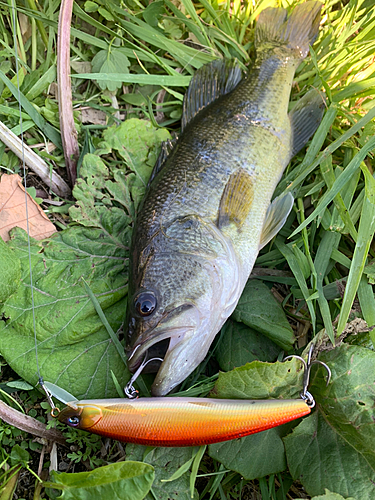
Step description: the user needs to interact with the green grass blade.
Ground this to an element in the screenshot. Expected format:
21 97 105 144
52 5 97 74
320 157 358 240
337 166 375 334
110 371 125 399
279 105 375 199
276 104 338 196
331 248 352 269
314 231 342 343
160 456 195 483
178 0 213 50
72 73 192 87
358 276 375 328
190 445 206 498
290 134 375 238
275 240 316 330
0 69 62 149
82 278 127 368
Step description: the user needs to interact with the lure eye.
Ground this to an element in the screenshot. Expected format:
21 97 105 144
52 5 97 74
135 292 157 317
68 415 80 427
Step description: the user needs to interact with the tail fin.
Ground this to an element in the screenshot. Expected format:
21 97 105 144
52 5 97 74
255 2 322 59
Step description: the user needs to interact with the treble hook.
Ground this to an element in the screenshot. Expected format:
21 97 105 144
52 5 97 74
283 344 331 408
124 355 163 399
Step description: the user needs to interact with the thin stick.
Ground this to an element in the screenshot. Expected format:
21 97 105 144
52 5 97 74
0 120 71 198
57 0 79 185
0 401 67 447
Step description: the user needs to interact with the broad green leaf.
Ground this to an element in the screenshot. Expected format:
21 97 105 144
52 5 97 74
84 1 98 13
216 319 280 371
211 358 304 400
69 155 133 245
311 490 356 500
6 380 34 390
142 1 164 27
98 6 114 21
285 345 375 498
126 444 199 500
285 412 375 499
209 426 288 480
0 236 21 303
91 47 130 91
232 280 295 350
10 445 30 466
0 226 129 399
100 118 171 190
48 461 154 500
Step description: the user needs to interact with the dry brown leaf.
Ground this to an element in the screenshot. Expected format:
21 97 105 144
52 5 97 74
80 107 107 125
0 174 56 241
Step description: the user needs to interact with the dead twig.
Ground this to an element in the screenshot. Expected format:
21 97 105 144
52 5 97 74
0 400 67 447
57 0 79 185
0 121 71 198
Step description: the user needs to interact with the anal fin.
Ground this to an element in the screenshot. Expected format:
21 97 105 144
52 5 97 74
217 169 254 230
259 193 294 249
289 88 325 157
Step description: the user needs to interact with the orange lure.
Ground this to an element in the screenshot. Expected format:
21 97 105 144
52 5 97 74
58 397 310 447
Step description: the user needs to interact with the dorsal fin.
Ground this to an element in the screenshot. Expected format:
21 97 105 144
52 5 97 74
147 138 177 187
181 59 242 132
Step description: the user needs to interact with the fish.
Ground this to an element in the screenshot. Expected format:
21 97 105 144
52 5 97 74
126 2 325 396
58 397 310 447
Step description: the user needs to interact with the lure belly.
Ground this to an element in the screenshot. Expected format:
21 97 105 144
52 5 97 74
58 397 310 447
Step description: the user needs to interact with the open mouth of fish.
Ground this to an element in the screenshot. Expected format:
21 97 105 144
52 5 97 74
127 325 195 375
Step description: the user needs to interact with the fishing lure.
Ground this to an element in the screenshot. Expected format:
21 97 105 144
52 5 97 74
53 346 330 447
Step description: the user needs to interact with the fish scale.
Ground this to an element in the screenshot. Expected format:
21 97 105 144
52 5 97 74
127 1 325 396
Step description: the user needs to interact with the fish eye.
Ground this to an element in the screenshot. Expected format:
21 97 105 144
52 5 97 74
68 415 80 427
135 292 157 317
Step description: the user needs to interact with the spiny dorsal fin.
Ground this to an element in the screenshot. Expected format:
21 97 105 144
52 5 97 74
217 169 254 230
289 88 325 158
147 138 177 187
259 193 294 249
182 59 242 132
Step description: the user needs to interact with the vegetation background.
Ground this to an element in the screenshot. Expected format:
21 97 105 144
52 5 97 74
0 0 375 499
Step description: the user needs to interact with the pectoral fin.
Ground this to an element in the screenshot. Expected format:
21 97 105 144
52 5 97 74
217 169 254 229
259 193 294 249
289 88 325 158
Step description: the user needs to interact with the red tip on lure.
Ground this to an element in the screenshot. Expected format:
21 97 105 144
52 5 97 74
58 397 310 447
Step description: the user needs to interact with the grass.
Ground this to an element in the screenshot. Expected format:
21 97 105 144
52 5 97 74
0 0 375 498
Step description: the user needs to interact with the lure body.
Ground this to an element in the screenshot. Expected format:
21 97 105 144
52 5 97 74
58 397 310 447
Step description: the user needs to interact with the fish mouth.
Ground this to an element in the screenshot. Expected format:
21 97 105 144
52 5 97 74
127 325 195 374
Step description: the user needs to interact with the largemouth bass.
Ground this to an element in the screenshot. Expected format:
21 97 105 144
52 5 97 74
126 2 324 396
